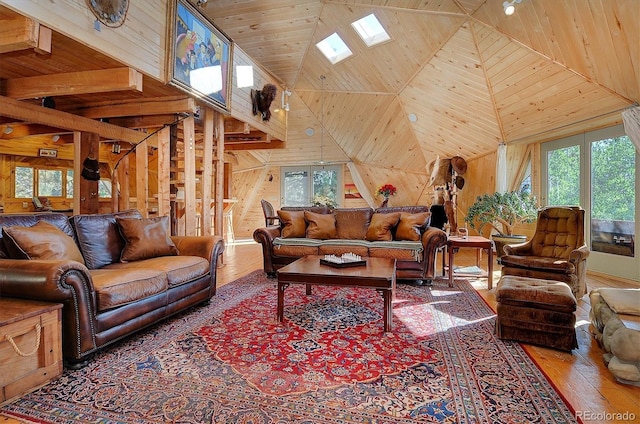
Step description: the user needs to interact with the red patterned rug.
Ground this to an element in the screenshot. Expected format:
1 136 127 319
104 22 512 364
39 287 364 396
1 270 578 423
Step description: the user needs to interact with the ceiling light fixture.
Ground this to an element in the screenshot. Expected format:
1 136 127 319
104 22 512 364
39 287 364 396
51 134 60 142
503 0 522 16
3 125 13 135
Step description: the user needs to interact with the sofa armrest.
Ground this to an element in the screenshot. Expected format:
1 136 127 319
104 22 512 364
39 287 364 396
0 259 100 361
253 226 283 276
171 235 225 295
171 235 225 264
419 226 447 279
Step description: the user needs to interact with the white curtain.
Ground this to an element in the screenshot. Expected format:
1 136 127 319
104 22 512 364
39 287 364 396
622 106 640 153
496 143 507 193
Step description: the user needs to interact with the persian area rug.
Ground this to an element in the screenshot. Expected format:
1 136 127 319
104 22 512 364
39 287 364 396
1 271 578 423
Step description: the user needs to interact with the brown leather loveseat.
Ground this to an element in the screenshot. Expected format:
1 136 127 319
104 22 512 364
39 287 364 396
253 206 447 285
0 210 224 368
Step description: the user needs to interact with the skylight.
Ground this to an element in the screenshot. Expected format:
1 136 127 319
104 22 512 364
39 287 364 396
316 33 353 64
351 13 390 47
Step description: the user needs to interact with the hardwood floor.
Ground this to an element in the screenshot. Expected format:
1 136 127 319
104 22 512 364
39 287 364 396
219 241 640 422
3 241 638 423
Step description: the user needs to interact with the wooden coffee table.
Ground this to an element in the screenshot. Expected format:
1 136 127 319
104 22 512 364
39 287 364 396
276 255 397 332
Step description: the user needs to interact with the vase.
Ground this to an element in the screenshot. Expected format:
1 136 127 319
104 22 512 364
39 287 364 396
381 196 389 208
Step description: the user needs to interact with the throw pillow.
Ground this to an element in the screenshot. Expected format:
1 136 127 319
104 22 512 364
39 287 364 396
334 208 373 240
277 210 307 238
2 220 85 264
304 211 337 240
395 212 431 241
116 216 179 262
366 212 401 241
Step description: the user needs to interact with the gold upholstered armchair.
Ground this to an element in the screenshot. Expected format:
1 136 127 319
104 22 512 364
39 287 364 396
500 206 590 298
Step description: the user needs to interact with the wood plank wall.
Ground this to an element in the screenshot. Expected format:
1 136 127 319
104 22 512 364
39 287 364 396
0 0 167 81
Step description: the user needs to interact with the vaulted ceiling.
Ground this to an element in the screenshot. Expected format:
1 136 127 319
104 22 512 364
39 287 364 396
203 0 638 174
0 0 637 179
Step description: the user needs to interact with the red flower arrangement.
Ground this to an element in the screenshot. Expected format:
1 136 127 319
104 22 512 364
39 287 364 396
377 184 397 197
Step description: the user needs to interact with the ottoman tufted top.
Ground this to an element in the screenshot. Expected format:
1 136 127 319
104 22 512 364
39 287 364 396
496 275 577 313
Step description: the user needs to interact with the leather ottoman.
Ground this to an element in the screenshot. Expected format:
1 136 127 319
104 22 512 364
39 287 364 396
495 275 578 351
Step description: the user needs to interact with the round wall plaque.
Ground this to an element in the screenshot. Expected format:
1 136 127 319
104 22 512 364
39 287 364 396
86 0 129 28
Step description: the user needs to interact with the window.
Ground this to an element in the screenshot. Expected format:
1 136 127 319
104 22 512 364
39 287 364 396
98 179 112 198
541 124 638 280
316 33 352 65
15 166 75 199
15 167 34 198
281 165 342 208
351 13 390 47
38 169 63 197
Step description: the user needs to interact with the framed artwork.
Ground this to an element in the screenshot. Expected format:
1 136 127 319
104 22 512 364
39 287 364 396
167 0 233 113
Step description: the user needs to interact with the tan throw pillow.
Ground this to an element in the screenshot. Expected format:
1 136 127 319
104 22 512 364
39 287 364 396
2 220 85 264
116 216 179 262
396 212 431 241
277 210 307 238
304 211 337 240
366 212 401 241
334 208 373 240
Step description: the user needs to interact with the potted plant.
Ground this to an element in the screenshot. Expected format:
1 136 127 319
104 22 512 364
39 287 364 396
464 190 538 258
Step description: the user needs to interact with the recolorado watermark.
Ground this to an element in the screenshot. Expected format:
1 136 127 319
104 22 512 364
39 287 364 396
576 411 636 421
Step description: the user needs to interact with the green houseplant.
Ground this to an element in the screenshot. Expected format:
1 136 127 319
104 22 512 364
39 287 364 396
464 190 538 257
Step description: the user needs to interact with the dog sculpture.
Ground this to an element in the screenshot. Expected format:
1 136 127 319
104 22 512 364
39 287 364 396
251 83 278 121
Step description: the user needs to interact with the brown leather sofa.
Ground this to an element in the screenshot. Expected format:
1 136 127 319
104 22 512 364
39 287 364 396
0 210 224 368
253 206 447 285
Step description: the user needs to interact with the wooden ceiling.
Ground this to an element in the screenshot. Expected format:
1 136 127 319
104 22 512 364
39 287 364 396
0 0 638 176
201 0 637 174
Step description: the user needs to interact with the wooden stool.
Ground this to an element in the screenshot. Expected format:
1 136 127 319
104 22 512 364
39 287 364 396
495 275 578 351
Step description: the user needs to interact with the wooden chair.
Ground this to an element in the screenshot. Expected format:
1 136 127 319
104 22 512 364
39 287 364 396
260 199 280 227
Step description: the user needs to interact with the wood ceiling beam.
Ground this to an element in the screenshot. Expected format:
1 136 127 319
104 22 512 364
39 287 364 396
0 16 51 54
107 114 181 129
225 138 285 151
73 97 197 119
5 68 143 100
0 95 147 144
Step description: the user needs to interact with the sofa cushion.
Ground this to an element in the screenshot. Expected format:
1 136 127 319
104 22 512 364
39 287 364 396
105 255 210 288
277 210 307 238
90 268 168 311
116 216 179 262
2 220 85 264
72 209 142 269
366 212 400 241
0 212 75 259
334 208 373 240
304 211 337 240
395 212 430 241
500 255 576 274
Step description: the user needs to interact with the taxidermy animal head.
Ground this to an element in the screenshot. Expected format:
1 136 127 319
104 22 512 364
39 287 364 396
251 83 278 121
